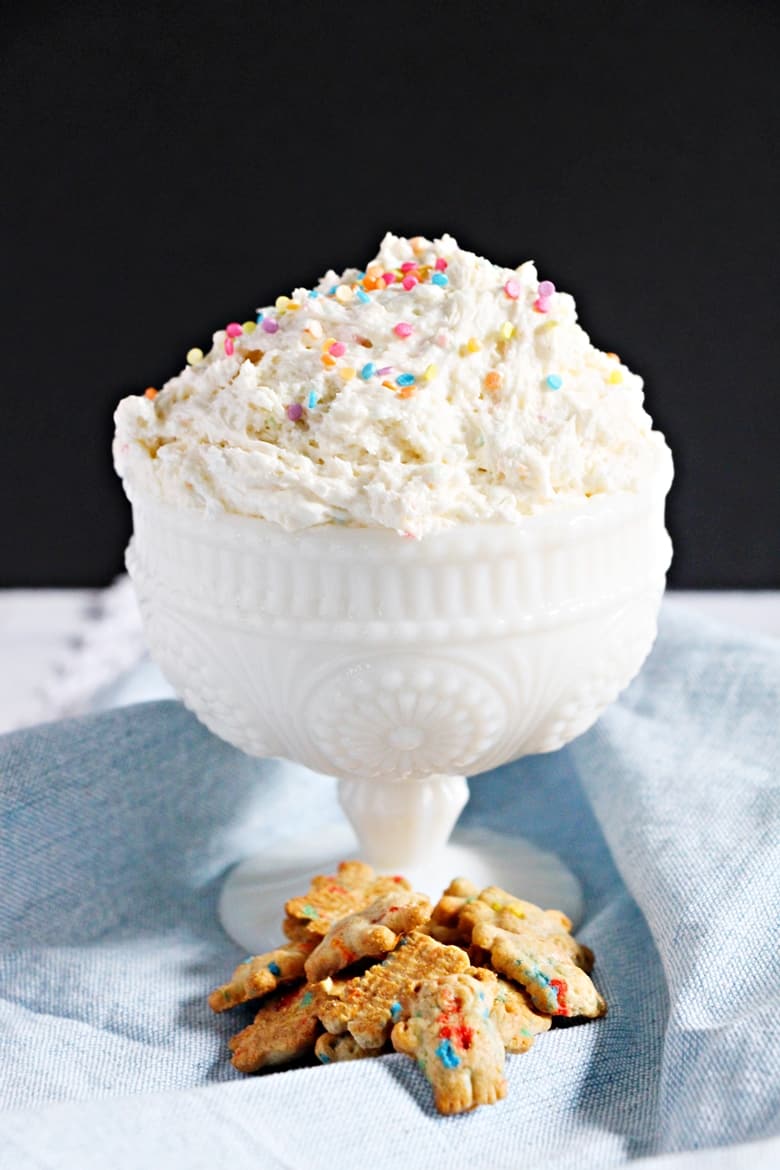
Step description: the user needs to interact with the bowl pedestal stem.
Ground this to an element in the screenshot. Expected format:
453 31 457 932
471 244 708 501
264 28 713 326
336 773 469 870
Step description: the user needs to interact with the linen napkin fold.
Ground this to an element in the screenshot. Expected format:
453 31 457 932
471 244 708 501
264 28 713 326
0 606 778 1169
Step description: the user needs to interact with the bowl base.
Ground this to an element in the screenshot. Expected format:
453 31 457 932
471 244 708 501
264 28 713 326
217 824 583 953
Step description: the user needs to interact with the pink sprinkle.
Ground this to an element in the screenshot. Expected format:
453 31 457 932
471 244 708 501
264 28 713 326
400 261 417 273
226 322 243 338
329 341 346 357
533 297 551 314
504 279 521 299
538 280 556 298
435 258 448 271
394 322 413 338
376 366 393 375
262 318 279 333
402 275 418 290
286 403 303 421
224 337 234 355
382 272 396 285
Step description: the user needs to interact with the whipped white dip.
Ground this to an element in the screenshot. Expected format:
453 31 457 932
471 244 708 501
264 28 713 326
114 233 672 537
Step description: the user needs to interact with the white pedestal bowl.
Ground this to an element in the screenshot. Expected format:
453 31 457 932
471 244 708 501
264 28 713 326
126 469 672 951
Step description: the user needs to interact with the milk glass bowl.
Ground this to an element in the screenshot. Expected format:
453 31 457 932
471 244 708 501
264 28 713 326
126 461 672 951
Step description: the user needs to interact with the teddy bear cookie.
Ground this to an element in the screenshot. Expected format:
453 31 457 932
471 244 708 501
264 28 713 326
316 930 470 1050
391 972 508 1115
283 860 411 942
304 891 432 982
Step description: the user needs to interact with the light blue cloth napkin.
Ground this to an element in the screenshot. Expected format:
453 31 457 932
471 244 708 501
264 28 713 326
1 606 778 1169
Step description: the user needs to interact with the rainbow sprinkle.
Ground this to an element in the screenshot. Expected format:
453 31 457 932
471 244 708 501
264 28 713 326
435 1039 461 1069
166 245 581 431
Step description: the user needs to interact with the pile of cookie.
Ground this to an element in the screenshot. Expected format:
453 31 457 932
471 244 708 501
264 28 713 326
208 861 606 1115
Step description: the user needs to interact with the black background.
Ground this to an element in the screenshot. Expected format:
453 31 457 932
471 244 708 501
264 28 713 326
2 0 778 588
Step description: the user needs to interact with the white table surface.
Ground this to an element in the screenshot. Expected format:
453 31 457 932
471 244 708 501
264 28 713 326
0 584 778 736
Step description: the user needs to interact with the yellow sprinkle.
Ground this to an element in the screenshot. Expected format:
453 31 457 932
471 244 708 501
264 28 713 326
490 902 504 913
335 285 353 303
186 347 204 365
322 337 337 352
423 364 437 382
500 322 515 340
507 906 526 920
286 301 301 311
339 366 356 381
242 320 256 334
467 337 481 353
382 380 396 390
275 295 291 311
608 369 623 384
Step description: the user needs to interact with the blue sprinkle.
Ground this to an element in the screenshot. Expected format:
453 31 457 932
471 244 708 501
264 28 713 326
308 289 319 298
431 272 449 287
301 991 314 1007
267 961 281 975
546 374 563 390
390 1001 402 1021
435 1040 460 1069
396 373 416 388
356 288 371 304
360 362 377 380
318 1051 331 1064
356 270 365 278
255 313 264 324
329 285 338 295
307 390 318 409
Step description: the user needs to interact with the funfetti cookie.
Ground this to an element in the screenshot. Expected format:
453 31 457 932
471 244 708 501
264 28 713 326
316 929 471 1050
391 972 507 1115
304 890 431 982
208 939 315 1012
228 982 324 1073
458 885 594 972
284 861 411 940
472 922 606 1019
